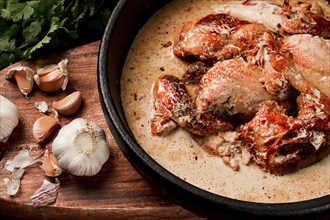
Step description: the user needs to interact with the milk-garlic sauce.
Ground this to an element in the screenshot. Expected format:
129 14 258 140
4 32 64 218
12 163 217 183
121 0 330 203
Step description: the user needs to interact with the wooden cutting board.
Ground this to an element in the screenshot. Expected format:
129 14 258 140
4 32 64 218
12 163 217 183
0 41 202 219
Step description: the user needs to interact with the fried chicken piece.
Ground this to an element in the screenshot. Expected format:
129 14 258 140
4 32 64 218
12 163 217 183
195 58 280 117
231 23 278 66
214 1 284 35
214 0 330 37
173 14 248 62
181 61 211 84
241 91 330 175
174 13 283 66
282 0 330 38
282 34 330 98
151 75 233 136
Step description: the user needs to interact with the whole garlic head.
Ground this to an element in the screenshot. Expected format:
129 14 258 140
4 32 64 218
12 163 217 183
0 95 19 143
52 118 110 176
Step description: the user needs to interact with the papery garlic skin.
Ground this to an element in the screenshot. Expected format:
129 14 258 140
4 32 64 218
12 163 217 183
34 101 49 113
0 95 19 143
52 118 110 176
31 178 60 207
4 167 25 195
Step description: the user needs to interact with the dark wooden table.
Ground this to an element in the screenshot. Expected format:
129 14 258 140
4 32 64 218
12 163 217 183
0 41 202 219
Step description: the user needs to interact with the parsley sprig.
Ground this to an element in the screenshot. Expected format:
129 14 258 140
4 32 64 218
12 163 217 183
0 0 115 69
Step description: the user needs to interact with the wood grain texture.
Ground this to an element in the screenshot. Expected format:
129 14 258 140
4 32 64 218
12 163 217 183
0 41 202 219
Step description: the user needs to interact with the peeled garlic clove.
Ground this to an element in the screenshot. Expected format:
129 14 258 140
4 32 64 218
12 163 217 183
33 116 59 143
52 118 110 176
52 91 82 115
0 95 19 143
41 147 63 177
6 66 34 97
34 59 69 92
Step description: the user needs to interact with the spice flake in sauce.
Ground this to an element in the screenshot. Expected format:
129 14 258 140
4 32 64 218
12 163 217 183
121 0 330 203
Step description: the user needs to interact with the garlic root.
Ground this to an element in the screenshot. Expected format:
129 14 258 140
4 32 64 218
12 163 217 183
6 66 34 97
0 95 19 143
53 91 82 115
33 116 59 143
52 118 110 176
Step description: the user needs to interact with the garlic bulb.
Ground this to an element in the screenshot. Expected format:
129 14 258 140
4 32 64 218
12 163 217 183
0 95 19 143
52 118 110 176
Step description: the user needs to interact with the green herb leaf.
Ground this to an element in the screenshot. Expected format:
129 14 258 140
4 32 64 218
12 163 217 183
23 20 43 44
24 16 64 56
0 0 116 69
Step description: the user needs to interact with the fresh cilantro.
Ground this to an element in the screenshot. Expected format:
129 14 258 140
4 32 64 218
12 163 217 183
0 0 116 69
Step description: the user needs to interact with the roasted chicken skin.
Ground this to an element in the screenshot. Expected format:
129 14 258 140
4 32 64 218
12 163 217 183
231 23 278 66
151 75 233 136
241 96 329 175
174 13 282 66
195 58 282 116
240 47 330 174
173 14 249 62
282 34 330 98
151 0 330 174
181 61 211 84
282 0 330 38
214 0 330 37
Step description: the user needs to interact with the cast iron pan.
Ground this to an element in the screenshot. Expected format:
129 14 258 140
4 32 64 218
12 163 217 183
97 0 330 219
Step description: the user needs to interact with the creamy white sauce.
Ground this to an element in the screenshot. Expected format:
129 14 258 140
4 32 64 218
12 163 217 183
121 0 330 203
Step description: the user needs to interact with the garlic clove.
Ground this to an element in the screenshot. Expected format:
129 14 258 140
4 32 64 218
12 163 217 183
34 70 66 92
32 115 59 143
37 64 58 77
6 66 34 97
34 59 69 92
52 118 110 176
52 91 82 115
0 95 19 143
41 146 63 177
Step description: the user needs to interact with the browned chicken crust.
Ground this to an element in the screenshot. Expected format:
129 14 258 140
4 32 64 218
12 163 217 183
151 0 330 175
